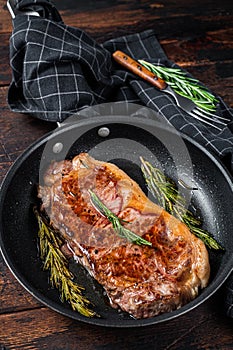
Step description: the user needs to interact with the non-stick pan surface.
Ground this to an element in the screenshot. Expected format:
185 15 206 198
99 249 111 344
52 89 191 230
0 115 233 328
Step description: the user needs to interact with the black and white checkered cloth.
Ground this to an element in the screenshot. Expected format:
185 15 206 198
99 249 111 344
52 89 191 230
8 0 233 318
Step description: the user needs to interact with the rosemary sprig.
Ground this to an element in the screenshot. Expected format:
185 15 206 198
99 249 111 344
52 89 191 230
140 157 223 250
34 207 98 318
88 190 152 247
138 60 219 112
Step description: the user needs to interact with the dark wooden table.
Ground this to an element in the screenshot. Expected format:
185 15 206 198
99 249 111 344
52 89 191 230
0 1 233 349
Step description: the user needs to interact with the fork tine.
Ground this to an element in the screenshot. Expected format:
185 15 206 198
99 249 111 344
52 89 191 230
111 51 230 131
188 110 222 131
193 108 227 126
195 107 230 122
166 86 228 130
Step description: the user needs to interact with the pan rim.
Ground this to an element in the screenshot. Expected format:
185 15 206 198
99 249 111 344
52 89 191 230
0 116 233 327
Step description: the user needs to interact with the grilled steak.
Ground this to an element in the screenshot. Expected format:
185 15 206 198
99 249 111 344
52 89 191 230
38 153 210 319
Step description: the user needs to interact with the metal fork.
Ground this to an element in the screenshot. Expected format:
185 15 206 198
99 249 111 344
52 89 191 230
113 50 229 131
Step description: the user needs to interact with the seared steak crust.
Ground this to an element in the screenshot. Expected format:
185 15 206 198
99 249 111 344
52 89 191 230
38 153 210 319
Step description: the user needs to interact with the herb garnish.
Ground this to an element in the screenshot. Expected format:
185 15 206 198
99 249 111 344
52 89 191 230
140 157 223 250
138 60 219 113
88 190 152 247
34 207 98 317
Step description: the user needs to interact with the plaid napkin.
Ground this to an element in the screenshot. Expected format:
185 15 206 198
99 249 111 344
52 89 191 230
8 0 233 318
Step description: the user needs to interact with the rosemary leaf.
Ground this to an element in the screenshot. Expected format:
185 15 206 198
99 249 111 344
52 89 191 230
88 190 152 247
34 207 98 318
138 59 219 113
140 157 223 250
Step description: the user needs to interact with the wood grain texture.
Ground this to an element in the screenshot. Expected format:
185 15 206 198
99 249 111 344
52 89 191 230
0 88 54 183
0 0 233 349
0 255 42 314
0 0 232 106
0 293 233 350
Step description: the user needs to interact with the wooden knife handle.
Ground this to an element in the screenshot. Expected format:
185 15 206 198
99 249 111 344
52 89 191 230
112 50 167 90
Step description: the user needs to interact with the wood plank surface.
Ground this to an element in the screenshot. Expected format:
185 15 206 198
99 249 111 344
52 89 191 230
1 0 233 105
1 292 233 350
0 0 233 349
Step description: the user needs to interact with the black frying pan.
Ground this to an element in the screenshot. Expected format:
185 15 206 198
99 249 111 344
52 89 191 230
0 113 233 328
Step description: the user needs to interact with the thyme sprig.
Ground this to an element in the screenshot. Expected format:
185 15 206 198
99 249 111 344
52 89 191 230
140 157 223 250
88 190 152 247
138 60 219 112
34 207 98 317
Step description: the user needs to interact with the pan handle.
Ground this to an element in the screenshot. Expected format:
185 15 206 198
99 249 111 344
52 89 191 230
7 0 40 18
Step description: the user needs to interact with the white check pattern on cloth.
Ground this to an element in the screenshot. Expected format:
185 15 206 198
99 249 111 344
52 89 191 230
8 0 233 318
8 16 233 171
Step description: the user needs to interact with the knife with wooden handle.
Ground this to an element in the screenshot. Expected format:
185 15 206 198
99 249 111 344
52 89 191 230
112 50 167 90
